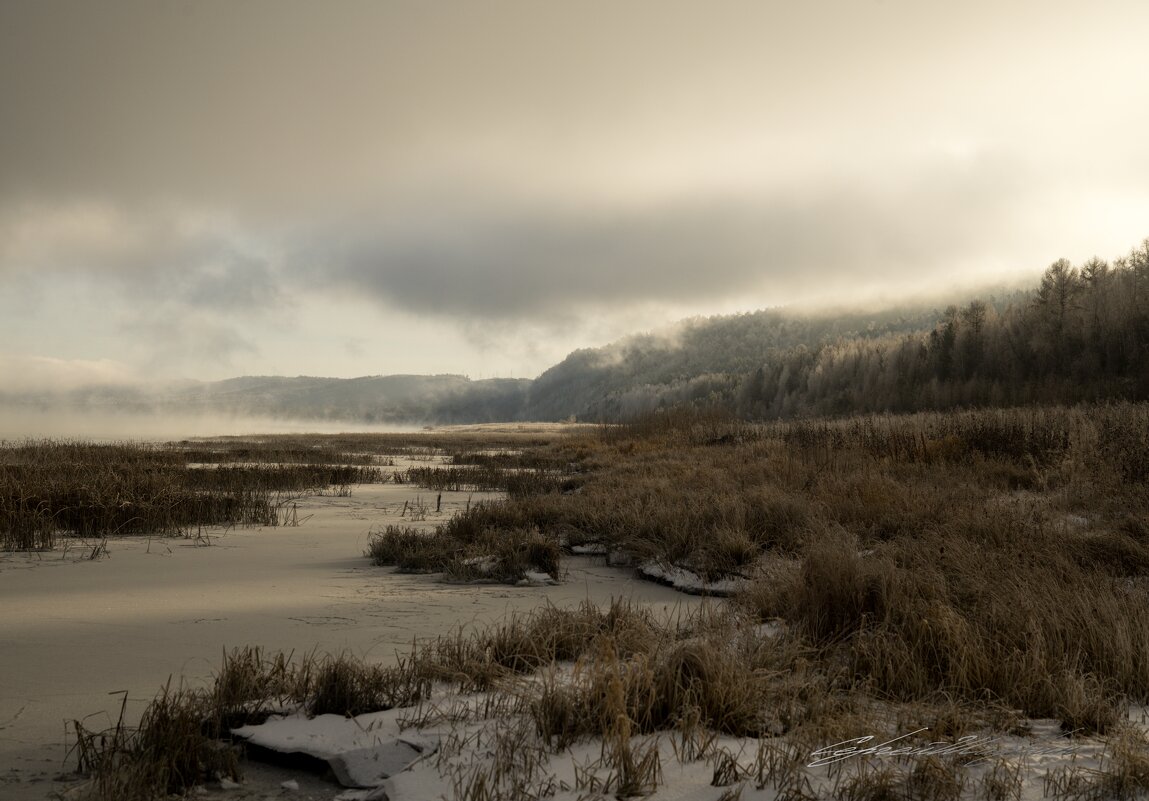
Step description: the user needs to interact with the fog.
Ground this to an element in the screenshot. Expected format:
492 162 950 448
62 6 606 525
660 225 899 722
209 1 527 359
3 1 1148 389
0 408 421 442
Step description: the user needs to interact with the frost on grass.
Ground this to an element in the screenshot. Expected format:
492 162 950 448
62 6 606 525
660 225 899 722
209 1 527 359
68 602 1149 801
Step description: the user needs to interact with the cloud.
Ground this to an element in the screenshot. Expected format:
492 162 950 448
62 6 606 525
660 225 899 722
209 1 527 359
3 1 1149 384
4 2 1147 216
160 247 280 311
286 151 1048 322
118 315 259 373
0 355 138 394
0 201 282 312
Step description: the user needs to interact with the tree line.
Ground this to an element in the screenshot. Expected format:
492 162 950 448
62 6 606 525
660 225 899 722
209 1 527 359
577 237 1149 421
734 239 1149 418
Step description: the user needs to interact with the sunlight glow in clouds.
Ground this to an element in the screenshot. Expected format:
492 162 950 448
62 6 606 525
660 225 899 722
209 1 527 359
1 0 1147 385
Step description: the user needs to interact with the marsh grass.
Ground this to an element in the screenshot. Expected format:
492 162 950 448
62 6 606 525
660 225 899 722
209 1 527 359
75 602 774 797
0 455 277 549
1034 725 1149 801
442 527 564 583
72 598 1149 801
367 520 565 584
404 464 569 496
56 403 1149 798
182 463 384 492
0 439 388 550
71 684 239 801
303 652 432 717
416 404 1149 730
366 525 459 573
979 757 1025 801
353 403 1149 791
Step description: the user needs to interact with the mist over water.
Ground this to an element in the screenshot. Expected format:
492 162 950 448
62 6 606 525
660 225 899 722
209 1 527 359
0 407 421 442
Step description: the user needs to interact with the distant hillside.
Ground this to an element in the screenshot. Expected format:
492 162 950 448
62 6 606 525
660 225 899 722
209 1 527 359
8 237 1148 427
524 303 989 420
166 374 531 423
535 239 1149 421
3 374 531 426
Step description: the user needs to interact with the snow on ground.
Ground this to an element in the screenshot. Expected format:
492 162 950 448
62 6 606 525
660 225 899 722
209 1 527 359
0 481 696 801
219 697 1149 801
637 560 750 597
4 472 1146 801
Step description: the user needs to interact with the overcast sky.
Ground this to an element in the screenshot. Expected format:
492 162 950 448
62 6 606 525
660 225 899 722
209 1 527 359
2 0 1148 390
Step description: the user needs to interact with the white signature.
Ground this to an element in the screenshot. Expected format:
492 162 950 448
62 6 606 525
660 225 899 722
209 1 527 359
807 729 1078 768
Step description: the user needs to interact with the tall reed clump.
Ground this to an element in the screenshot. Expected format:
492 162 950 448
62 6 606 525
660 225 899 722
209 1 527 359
404 464 568 495
759 524 1149 734
366 520 565 584
72 684 238 801
73 644 436 801
0 439 394 550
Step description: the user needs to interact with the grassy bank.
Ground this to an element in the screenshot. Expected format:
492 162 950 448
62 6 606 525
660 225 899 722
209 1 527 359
369 404 1149 729
57 404 1149 798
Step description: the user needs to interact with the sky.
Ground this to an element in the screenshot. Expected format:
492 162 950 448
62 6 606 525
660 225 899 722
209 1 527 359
2 0 1148 391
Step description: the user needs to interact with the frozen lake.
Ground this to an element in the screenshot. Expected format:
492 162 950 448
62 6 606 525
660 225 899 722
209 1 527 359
0 482 697 800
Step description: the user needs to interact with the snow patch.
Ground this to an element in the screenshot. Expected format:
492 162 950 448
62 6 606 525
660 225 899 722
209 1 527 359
637 561 749 597
232 711 436 789
570 543 608 555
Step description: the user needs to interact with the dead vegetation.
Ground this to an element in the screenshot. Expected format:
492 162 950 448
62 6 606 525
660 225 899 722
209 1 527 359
69 600 1149 801
70 602 817 799
51 402 1149 797
0 439 390 550
366 523 564 583
403 404 1149 731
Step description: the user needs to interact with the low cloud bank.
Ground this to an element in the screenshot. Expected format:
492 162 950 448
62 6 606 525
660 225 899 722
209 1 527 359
0 406 422 442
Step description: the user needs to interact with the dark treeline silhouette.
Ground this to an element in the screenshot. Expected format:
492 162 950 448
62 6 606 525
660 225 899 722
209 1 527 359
733 239 1149 418
585 238 1149 421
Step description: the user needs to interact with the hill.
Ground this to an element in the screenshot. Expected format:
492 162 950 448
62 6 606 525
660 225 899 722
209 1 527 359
8 236 1149 427
1 374 531 427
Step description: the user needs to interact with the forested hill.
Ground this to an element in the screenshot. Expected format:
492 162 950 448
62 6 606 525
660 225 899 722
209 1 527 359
528 238 1149 421
8 238 1149 427
523 303 990 420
